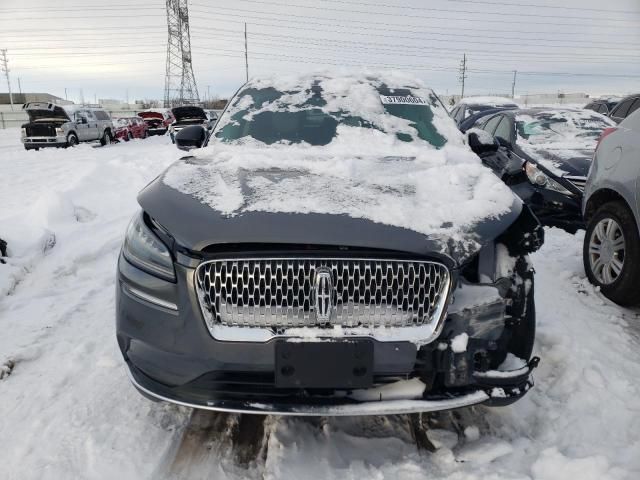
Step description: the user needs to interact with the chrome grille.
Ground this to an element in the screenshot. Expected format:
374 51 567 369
195 258 451 329
565 176 587 192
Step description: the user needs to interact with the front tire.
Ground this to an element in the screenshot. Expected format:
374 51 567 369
583 201 640 306
66 133 78 148
100 130 112 146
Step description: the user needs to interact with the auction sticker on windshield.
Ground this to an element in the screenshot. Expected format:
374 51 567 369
380 95 427 105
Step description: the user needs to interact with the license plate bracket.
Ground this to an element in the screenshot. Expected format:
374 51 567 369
275 340 374 389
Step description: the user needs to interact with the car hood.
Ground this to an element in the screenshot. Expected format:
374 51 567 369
521 145 593 178
171 106 207 122
25 106 70 123
138 150 522 266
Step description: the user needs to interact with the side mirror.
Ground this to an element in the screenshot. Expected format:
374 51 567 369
466 128 499 155
175 125 207 151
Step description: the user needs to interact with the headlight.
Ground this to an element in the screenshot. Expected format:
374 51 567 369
21 128 26 137
56 128 64 136
122 212 175 281
524 162 571 195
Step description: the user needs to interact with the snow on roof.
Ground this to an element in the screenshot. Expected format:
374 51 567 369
163 71 516 240
460 96 518 106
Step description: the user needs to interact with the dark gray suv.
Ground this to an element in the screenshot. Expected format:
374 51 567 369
116 73 542 415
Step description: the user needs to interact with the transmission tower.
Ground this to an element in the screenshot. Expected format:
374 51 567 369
164 0 200 108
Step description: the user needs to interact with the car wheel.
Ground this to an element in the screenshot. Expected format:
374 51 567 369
100 130 112 146
67 133 78 148
583 201 640 306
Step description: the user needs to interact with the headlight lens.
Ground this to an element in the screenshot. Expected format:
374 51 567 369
122 212 175 281
524 162 571 195
21 128 26 137
56 128 64 135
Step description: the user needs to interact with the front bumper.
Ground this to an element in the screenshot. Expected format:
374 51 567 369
22 136 67 148
116 250 538 414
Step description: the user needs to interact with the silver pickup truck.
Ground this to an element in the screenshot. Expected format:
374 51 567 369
21 103 114 150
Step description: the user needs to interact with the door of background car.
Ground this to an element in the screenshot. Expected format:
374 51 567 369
85 110 100 139
477 114 520 178
610 97 640 124
74 111 90 140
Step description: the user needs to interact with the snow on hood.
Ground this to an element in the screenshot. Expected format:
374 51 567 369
515 108 615 177
161 72 518 245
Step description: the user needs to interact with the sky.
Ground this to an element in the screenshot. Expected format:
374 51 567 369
1 0 639 103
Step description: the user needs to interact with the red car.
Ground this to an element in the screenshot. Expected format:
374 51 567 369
137 110 174 136
114 117 149 142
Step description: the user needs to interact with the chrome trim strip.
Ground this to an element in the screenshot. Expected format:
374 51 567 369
122 284 178 311
125 367 488 416
194 257 452 344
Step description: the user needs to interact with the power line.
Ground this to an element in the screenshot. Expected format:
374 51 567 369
446 0 640 15
193 31 640 66
195 0 640 28
192 11 640 59
190 5 640 39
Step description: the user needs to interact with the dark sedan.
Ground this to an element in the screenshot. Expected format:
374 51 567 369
470 108 616 232
116 73 542 416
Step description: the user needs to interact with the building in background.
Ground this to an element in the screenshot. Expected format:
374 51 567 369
0 92 73 106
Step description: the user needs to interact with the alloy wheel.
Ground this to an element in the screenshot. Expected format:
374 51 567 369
588 217 625 285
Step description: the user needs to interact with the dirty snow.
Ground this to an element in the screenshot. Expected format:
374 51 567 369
1 126 640 479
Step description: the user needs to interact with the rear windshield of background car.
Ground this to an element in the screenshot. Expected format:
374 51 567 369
214 83 446 148
515 111 612 144
94 111 110 121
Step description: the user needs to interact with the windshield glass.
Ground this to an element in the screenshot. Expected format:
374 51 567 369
214 77 450 148
516 110 614 145
116 118 130 127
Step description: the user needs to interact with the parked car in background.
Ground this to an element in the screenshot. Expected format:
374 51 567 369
450 97 518 129
118 73 543 416
21 103 114 150
206 110 219 122
582 110 640 306
169 105 216 143
608 94 640 124
471 108 616 232
114 117 149 142
138 110 174 136
584 98 621 116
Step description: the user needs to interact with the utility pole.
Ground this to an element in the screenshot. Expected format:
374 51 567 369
207 85 211 103
244 23 249 83
511 70 517 99
458 53 467 99
18 77 22 95
1 49 14 111
64 88 68 101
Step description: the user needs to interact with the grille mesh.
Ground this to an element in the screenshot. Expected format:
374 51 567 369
195 258 450 329
26 124 56 137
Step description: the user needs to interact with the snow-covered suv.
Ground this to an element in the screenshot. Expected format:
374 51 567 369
21 102 114 150
117 72 543 415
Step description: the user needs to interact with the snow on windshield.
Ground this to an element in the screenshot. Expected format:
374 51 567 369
515 109 615 176
163 72 516 241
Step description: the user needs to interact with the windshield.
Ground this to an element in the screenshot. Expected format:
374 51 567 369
213 78 449 148
116 118 130 127
516 110 614 145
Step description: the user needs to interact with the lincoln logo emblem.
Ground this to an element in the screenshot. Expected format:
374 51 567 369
314 267 333 322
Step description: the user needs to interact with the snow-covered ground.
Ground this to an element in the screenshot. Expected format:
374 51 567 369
1 128 639 479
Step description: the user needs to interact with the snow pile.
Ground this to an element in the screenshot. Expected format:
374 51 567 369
164 72 516 239
460 96 518 107
1 128 640 479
